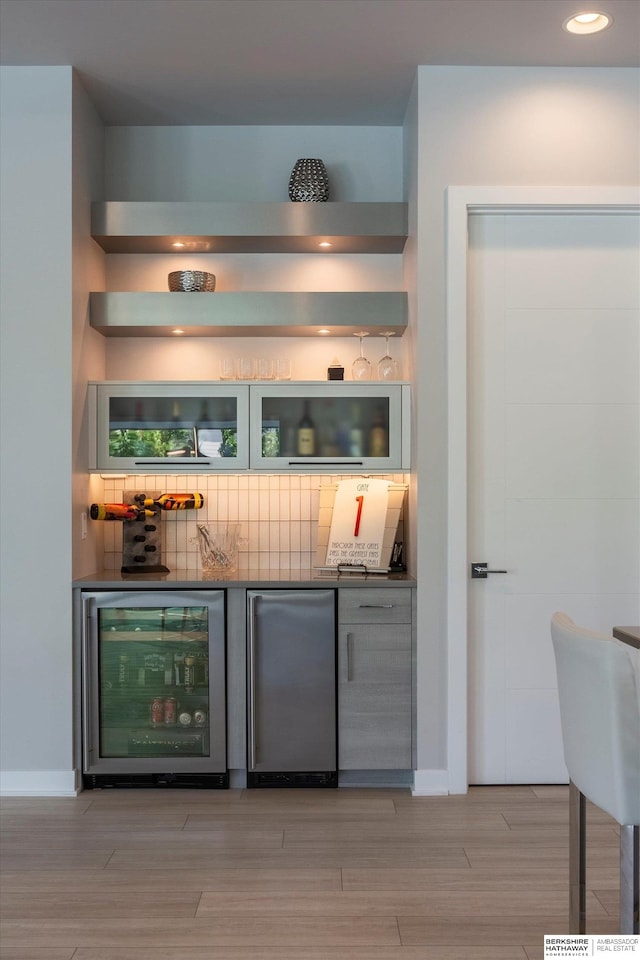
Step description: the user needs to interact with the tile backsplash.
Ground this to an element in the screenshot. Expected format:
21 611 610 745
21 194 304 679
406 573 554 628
101 474 408 573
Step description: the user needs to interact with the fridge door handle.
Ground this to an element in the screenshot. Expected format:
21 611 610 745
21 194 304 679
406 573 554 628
81 596 96 772
346 632 354 682
247 593 259 769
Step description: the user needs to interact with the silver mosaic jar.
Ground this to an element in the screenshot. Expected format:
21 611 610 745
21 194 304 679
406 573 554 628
288 158 330 202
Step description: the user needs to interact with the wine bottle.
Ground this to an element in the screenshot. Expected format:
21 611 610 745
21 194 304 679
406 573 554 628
349 404 364 457
296 401 315 456
136 493 204 511
90 493 203 520
90 503 153 521
369 408 388 457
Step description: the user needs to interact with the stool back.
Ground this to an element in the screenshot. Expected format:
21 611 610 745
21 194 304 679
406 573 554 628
551 612 640 827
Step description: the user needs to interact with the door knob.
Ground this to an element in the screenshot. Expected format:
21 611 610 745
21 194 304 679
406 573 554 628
471 562 508 580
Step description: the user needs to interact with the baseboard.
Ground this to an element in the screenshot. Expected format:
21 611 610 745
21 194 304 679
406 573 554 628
411 768 450 796
338 770 414 788
0 769 80 797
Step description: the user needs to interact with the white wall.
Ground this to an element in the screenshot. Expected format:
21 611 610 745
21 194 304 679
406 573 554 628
407 66 640 791
72 72 107 580
105 126 403 201
0 67 75 794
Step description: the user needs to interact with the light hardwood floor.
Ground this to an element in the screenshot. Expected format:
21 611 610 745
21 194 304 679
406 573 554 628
0 784 622 960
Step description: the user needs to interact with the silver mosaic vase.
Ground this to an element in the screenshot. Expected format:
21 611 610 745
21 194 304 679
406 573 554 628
288 158 330 202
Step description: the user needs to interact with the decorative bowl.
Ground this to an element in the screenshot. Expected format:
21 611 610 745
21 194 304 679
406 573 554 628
168 270 216 292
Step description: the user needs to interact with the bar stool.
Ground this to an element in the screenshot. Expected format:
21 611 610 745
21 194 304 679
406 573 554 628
551 612 640 934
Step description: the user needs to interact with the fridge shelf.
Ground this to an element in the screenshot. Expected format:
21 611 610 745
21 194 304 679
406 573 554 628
128 732 207 756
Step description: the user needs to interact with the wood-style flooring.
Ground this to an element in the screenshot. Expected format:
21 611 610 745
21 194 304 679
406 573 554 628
0 784 623 959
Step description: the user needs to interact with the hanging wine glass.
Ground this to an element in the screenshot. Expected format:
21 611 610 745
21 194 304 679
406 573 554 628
377 331 399 381
351 331 372 381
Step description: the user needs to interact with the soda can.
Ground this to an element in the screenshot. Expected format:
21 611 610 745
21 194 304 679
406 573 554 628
150 697 164 726
193 708 207 727
117 655 129 686
163 697 177 725
178 711 192 726
184 656 196 693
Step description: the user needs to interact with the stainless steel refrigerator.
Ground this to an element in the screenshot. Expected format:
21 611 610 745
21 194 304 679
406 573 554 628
247 589 337 787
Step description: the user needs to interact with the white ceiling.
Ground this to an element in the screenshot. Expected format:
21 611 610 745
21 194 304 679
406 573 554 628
1 0 638 125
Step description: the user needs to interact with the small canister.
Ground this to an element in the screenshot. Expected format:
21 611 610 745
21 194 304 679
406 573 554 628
193 708 207 727
163 697 177 725
178 711 192 727
150 697 164 727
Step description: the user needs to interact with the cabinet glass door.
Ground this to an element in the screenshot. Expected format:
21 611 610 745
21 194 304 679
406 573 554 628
92 383 249 472
82 591 226 778
250 384 408 470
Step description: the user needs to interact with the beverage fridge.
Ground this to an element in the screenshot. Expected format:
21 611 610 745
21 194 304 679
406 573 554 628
80 590 227 788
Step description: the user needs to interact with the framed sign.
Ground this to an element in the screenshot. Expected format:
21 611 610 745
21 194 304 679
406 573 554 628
315 478 407 572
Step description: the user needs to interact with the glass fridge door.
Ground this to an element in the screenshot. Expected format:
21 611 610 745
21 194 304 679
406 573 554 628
82 591 226 781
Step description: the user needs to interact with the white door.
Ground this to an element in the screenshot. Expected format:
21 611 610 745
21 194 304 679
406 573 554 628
467 211 640 784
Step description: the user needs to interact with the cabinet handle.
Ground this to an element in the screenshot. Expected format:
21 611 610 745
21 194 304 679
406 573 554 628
347 632 354 682
287 460 364 466
358 603 394 609
133 460 211 466
247 594 258 769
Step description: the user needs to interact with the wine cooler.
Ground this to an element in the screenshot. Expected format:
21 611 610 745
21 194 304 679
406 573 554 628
81 590 227 788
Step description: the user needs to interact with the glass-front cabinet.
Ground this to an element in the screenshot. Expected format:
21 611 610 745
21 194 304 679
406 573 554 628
89 382 249 472
251 383 410 471
89 381 410 473
81 590 227 787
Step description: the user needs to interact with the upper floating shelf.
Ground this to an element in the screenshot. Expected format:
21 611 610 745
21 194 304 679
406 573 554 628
91 202 408 254
89 292 407 338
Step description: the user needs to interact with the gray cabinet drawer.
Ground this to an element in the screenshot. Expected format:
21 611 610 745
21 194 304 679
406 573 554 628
339 588 411 624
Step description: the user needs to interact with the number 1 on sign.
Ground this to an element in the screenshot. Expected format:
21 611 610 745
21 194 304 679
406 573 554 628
354 495 364 537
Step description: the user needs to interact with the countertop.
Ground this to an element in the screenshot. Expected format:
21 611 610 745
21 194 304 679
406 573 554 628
73 568 415 590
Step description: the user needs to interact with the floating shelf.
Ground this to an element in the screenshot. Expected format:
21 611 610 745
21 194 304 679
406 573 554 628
89 292 408 338
91 202 408 254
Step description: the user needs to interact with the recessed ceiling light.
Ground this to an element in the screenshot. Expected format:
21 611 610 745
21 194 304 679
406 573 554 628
317 329 331 335
318 241 332 248
564 11 612 34
172 328 185 335
172 241 186 248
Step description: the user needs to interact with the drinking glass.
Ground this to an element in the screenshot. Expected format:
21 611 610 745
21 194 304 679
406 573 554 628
256 358 275 380
351 331 372 381
236 357 256 380
275 358 291 380
219 358 236 380
377 331 399 381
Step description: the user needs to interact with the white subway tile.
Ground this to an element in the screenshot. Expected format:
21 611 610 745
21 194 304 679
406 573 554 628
278 490 290 519
227 490 239 519
279 524 290 552
238 490 249 520
289 523 301 552
269 521 280 552
258 521 270 551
